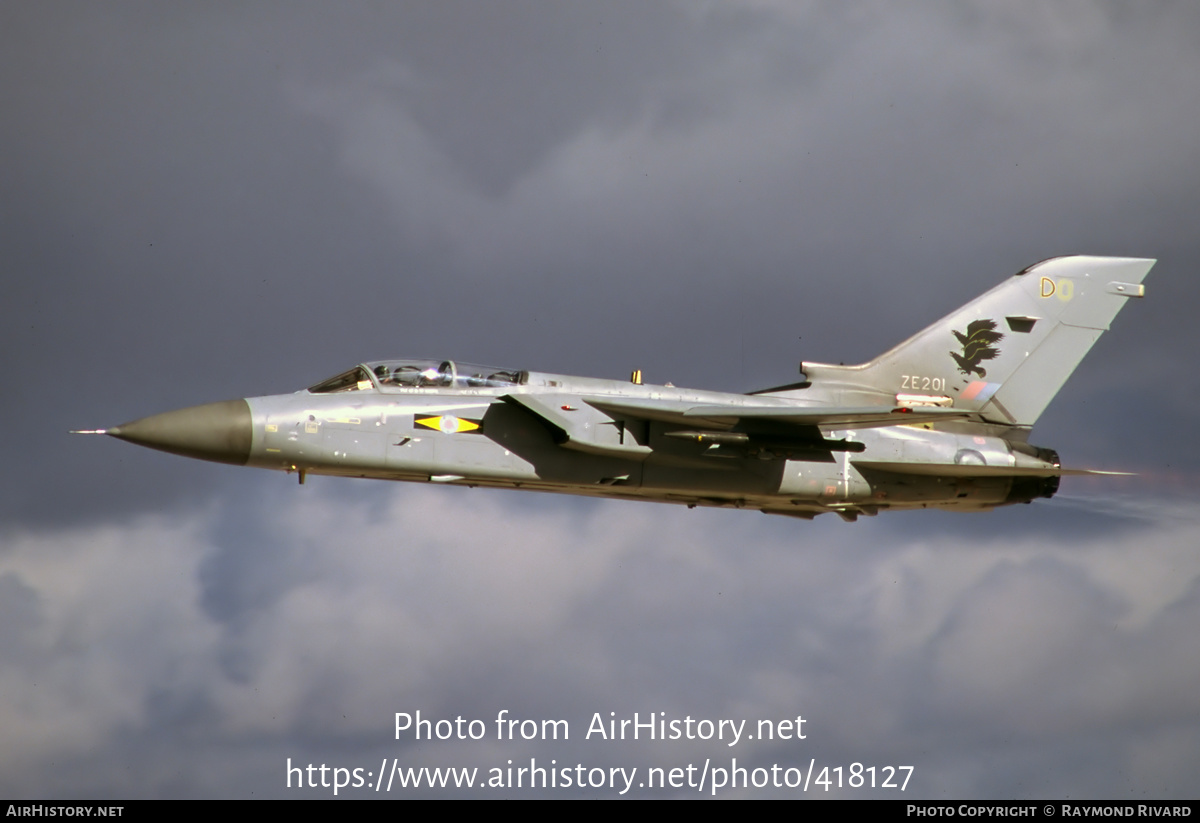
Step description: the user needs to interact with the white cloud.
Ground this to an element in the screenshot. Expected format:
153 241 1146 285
3 485 1199 796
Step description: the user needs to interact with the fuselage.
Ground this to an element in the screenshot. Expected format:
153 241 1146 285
207 359 1055 520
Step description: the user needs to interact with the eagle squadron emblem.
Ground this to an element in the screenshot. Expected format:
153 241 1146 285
950 319 1004 378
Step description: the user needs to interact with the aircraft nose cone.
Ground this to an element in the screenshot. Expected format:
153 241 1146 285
107 399 253 466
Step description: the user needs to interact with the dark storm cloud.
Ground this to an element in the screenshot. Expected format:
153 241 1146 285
4 0 1200 798
280 2 1200 384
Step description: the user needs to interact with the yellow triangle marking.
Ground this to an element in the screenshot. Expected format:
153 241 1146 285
416 415 481 434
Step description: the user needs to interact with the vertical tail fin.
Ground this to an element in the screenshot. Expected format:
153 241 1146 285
786 256 1154 427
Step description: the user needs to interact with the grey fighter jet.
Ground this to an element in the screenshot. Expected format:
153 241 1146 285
81 256 1152 521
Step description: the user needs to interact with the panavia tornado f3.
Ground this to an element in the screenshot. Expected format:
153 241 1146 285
81 255 1152 521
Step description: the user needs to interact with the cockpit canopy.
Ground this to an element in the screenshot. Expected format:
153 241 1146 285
308 360 526 394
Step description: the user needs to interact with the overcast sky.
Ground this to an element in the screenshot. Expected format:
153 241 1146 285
4 1 1200 798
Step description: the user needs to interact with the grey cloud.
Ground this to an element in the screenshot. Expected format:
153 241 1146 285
3 487 1200 796
4 1 1199 798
